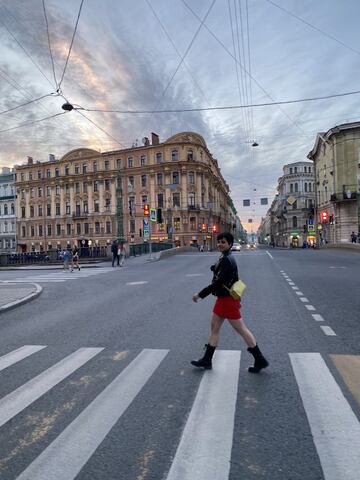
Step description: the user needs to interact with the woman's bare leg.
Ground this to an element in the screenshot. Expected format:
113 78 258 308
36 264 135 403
228 319 256 347
208 313 225 346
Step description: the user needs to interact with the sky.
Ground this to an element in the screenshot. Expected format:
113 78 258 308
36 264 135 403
1 0 360 232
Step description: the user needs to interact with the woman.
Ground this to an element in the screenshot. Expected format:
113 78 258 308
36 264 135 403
70 245 80 272
191 232 269 373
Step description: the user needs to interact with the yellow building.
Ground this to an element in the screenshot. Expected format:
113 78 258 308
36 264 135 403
307 122 360 244
15 132 234 252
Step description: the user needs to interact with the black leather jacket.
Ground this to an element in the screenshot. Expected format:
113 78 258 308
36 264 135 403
198 251 239 299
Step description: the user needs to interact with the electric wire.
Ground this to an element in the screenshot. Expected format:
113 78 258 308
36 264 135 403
75 110 125 148
265 0 360 57
0 92 58 115
78 88 360 114
58 0 85 89
0 112 67 134
42 0 58 89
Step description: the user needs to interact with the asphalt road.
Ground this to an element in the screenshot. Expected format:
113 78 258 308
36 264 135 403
0 247 359 480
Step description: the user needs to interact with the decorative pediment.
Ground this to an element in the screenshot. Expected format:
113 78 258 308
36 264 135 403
60 148 100 162
164 132 207 148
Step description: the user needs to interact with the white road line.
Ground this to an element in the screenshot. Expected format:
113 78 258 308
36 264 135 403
288 282 295 285
0 347 103 429
126 281 148 285
295 291 304 296
299 297 309 303
312 314 325 322
16 349 169 480
185 274 205 277
166 350 241 480
292 286 299 290
320 326 337 336
0 345 46 373
266 251 274 259
290 353 360 480
305 305 316 311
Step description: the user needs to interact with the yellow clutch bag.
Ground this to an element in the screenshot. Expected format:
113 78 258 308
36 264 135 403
224 279 247 300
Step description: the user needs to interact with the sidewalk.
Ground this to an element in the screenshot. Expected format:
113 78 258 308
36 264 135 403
0 282 42 313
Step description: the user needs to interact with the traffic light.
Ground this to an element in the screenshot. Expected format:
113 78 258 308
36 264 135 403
212 224 217 233
143 203 150 216
329 214 334 225
201 223 206 231
320 211 328 223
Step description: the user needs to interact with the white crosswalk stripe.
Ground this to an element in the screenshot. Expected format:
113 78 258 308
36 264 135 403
0 346 359 480
4 267 115 284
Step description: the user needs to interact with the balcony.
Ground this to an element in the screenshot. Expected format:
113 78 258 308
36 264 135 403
330 192 357 202
72 212 88 219
188 204 200 212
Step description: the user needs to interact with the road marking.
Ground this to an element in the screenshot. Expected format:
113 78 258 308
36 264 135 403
288 281 295 285
0 347 103 429
126 281 148 285
312 314 325 322
329 266 346 269
292 286 299 290
0 345 46 372
185 274 205 277
16 349 169 480
299 297 309 302
290 353 360 480
331 355 360 407
295 291 304 296
320 326 337 336
266 251 274 259
166 350 241 480
305 305 316 311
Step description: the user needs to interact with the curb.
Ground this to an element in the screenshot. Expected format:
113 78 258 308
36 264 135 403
0 283 43 313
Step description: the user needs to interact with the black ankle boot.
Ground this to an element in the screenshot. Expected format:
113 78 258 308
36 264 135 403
247 344 269 373
191 344 216 370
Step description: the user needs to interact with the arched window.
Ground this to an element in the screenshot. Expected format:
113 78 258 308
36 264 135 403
11 203 14 215
292 216 297 228
4 204 8 215
187 149 193 161
295 183 298 192
171 149 178 161
156 152 162 164
304 183 308 192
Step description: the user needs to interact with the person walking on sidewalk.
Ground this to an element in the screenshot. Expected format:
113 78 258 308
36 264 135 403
118 241 126 267
191 232 269 373
62 248 72 271
111 240 119 267
70 245 80 271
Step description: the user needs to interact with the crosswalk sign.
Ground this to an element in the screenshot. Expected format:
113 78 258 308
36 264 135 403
150 208 156 222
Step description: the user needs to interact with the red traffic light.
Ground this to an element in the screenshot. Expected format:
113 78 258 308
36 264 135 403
143 203 150 216
320 211 328 222
212 225 217 233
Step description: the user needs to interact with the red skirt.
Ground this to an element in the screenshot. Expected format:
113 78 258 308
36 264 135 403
213 296 241 320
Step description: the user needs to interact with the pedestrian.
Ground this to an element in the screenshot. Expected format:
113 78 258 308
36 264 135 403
191 232 269 373
70 245 80 271
351 231 357 243
62 248 71 271
118 241 125 267
111 240 119 267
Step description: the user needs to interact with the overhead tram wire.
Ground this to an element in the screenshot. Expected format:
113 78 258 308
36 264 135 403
181 0 307 137
42 0 58 89
75 109 125 149
58 0 85 89
78 88 360 114
0 92 58 115
0 111 67 134
265 0 360 57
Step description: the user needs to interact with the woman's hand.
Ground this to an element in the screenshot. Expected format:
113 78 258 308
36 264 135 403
192 293 200 303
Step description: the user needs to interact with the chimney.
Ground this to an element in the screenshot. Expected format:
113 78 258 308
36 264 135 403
27 156 33 165
49 154 55 162
151 132 159 145
143 137 150 147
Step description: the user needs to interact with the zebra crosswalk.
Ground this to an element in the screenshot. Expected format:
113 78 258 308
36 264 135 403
0 345 359 480
3 267 115 284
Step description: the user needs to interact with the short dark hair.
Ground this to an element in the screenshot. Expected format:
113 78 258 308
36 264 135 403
217 232 234 247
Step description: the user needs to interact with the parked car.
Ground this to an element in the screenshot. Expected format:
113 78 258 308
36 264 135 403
231 242 241 252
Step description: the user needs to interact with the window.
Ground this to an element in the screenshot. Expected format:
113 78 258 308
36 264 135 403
188 192 195 206
65 165 70 175
157 173 163 185
95 222 100 234
11 203 14 215
84 201 88 213
190 217 196 230
65 184 70 194
75 164 80 174
304 166 307 173
128 176 134 188
295 183 298 192
128 157 133 167
83 181 88 193
173 193 180 207
141 175 147 188
94 200 99 213
309 183 312 192
47 204 51 216
292 216 298 228
39 225 43 237
55 168 60 177
187 149 193 161
55 184 60 195
76 223 81 235
38 205 43 216
174 217 181 231
30 206 34 217
21 190 25 199
56 224 61 236
47 224 52 236
47 186 51 196
67 224 71 235
105 179 110 191
46 169 51 178
106 221 111 234
140 155 146 166
308 167 311 173
129 219 135 233
157 193 164 208
290 167 293 174
76 203 81 216
82 163 87 174
116 159 122 169
66 202 70 214
171 149 178 161
29 172 33 180
188 171 195 184
304 183 308 192
156 152 162 164
4 204 8 215
290 183 294 193
38 187 42 197
30 188 34 198
294 167 297 173
84 223 89 234
105 160 110 171
22 226 26 237
142 195 148 205
172 172 179 184
38 170 42 179
117 177 122 189
94 180 99 192
93 162 97 172
75 182 80 194
129 196 135 215
31 225 35 237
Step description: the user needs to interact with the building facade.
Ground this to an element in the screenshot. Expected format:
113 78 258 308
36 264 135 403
307 122 360 244
0 168 16 253
15 132 234 252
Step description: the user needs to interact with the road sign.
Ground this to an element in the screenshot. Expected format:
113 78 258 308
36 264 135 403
150 208 156 222
143 219 150 239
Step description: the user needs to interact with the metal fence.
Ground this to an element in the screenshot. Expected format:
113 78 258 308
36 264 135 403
128 242 173 257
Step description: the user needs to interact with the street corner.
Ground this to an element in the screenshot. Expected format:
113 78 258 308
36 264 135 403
0 282 43 313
